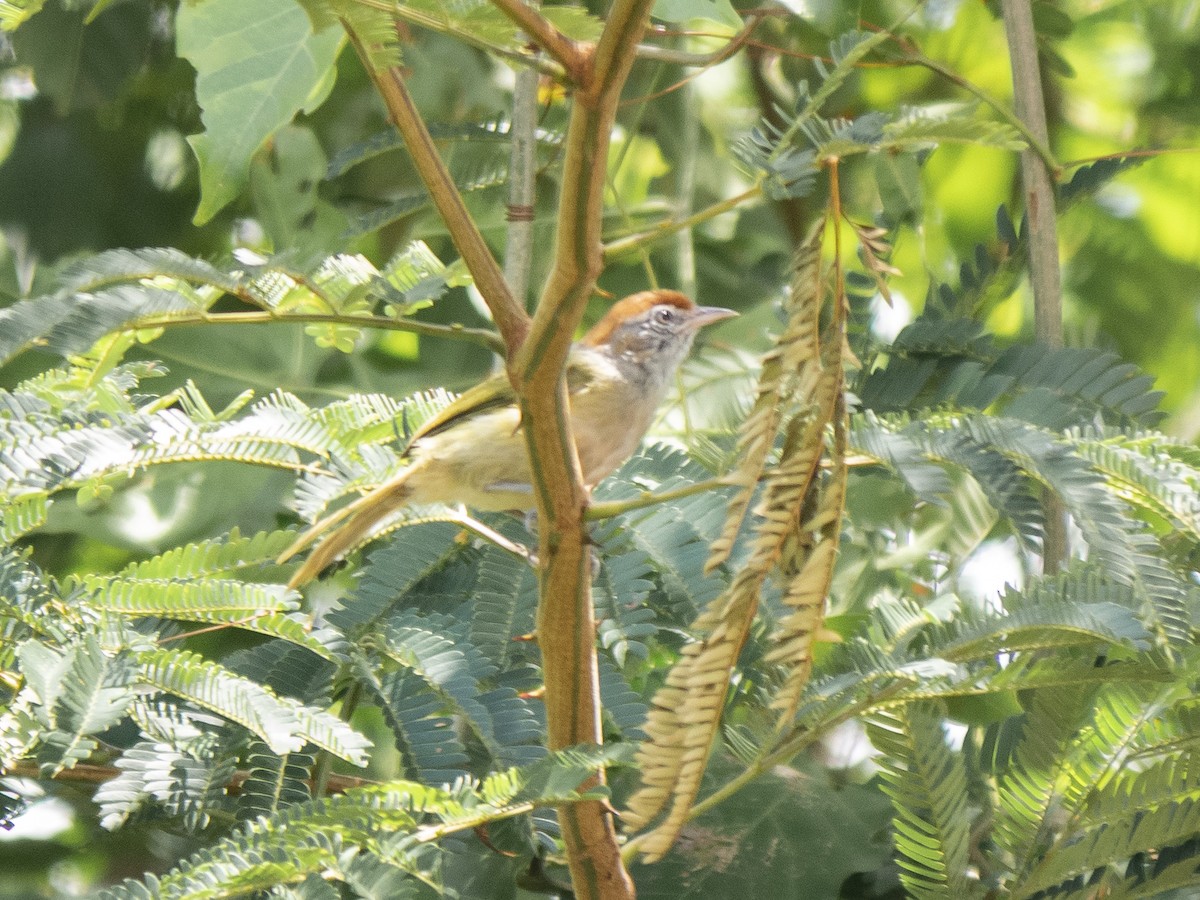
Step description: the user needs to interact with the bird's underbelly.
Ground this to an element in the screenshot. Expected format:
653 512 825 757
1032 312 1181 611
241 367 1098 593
406 408 534 510
573 381 657 481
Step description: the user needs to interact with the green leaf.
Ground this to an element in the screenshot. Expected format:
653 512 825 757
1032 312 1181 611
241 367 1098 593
136 648 371 765
32 637 138 775
10 1 153 114
0 0 45 31
249 125 348 254
875 152 924 226
651 0 742 30
96 740 237 832
880 108 1025 153
368 667 471 785
991 686 1095 876
176 0 344 224
1031 1 1073 39
869 701 974 898
237 742 313 822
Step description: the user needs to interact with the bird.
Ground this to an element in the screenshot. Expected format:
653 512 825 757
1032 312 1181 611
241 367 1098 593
279 289 737 587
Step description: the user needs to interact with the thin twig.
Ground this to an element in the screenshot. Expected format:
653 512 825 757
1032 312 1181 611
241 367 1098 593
1060 147 1199 169
586 477 729 520
157 613 275 644
355 0 566 79
675 75 699 298
1 761 377 795
620 680 908 864
128 310 505 352
313 681 363 799
602 187 760 260
445 509 536 564
632 10 764 67
899 48 1058 173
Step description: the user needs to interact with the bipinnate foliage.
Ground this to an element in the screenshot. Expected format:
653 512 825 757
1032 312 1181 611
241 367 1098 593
1 7 1199 900
731 30 1024 206
96 744 629 900
3 210 1198 895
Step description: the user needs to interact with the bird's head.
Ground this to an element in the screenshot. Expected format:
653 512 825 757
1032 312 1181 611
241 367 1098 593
581 290 737 382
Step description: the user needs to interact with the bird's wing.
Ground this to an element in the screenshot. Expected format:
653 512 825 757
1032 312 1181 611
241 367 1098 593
406 354 599 447
406 372 518 446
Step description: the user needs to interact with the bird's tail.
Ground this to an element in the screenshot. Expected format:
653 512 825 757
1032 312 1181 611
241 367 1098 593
279 467 416 588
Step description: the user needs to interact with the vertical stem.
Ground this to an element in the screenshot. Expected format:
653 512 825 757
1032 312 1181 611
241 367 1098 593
514 0 655 896
674 78 698 298
505 7 542 309
1001 0 1068 573
312 681 362 798
745 44 809 247
348 5 647 895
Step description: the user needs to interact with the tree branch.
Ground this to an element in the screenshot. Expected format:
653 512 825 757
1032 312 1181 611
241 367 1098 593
1000 0 1068 573
343 22 530 357
603 186 760 260
633 11 764 67
510 0 657 893
488 0 590 82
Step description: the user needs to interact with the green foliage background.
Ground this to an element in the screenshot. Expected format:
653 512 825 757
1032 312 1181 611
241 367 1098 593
0 0 1198 898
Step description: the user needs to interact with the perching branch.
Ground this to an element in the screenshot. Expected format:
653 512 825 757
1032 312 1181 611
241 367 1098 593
510 0 657 893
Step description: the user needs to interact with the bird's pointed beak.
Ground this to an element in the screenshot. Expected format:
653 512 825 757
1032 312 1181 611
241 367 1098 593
687 306 738 331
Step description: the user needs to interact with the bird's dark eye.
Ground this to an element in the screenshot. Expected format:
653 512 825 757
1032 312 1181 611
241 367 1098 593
654 307 676 325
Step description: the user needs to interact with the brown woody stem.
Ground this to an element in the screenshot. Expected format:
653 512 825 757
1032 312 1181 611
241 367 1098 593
343 23 530 357
488 0 590 82
512 0 656 894
347 2 651 892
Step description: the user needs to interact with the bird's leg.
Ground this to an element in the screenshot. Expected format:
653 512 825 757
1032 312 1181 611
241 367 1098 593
449 508 537 566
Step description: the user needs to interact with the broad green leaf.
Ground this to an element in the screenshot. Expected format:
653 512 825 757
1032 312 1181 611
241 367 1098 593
11 1 153 114
176 0 344 224
651 0 741 30
249 124 348 253
875 152 924 226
